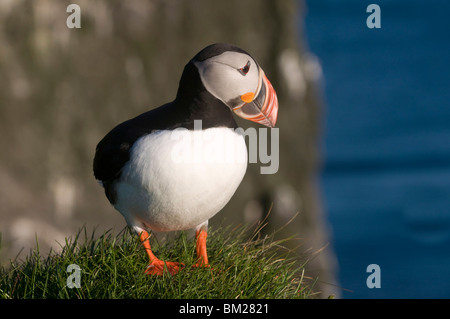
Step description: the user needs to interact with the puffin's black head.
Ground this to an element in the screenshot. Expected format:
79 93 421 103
177 43 278 128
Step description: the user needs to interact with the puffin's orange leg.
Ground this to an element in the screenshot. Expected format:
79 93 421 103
138 230 184 275
193 229 210 268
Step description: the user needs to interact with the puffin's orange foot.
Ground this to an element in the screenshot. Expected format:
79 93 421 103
193 228 210 269
144 259 185 276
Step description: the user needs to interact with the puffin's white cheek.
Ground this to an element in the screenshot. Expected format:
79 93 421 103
198 62 260 105
203 67 243 102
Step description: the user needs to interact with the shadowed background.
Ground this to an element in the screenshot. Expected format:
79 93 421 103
0 1 337 297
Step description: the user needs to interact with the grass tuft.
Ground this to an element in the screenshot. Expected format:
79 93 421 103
0 224 316 299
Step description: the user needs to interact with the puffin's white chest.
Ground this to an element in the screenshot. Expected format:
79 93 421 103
114 127 248 231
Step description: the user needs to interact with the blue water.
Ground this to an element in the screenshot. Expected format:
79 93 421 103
304 0 450 298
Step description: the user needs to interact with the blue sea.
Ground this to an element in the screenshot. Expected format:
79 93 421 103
304 0 450 298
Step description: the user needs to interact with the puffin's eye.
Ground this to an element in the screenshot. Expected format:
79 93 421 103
238 61 251 76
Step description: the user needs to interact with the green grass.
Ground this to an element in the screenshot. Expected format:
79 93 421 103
0 224 316 299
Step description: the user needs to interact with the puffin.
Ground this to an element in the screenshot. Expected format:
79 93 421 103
93 43 278 275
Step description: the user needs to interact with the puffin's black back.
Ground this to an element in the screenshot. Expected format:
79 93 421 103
93 44 240 204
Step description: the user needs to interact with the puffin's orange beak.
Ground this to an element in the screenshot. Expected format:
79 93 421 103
232 70 278 128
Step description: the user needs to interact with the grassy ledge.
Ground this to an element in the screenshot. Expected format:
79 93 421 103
0 224 316 299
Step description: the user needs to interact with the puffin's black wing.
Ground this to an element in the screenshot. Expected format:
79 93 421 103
93 102 189 203
93 124 134 185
